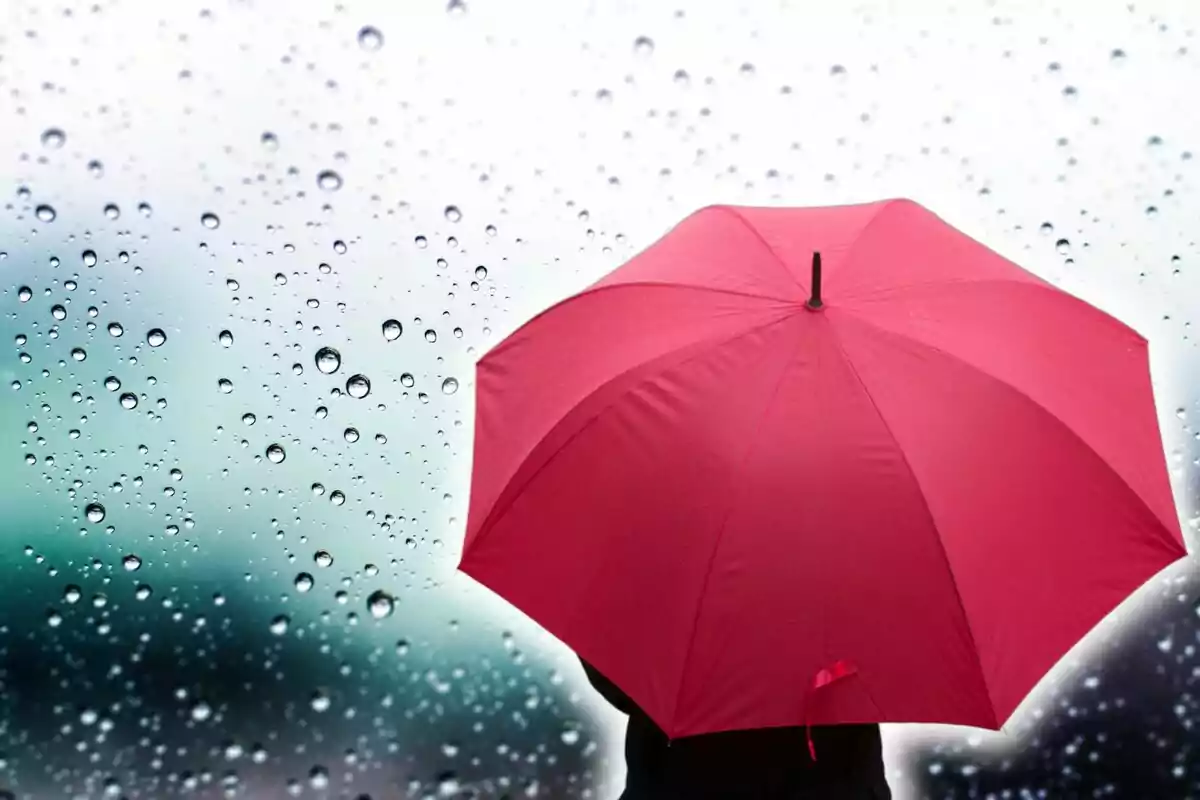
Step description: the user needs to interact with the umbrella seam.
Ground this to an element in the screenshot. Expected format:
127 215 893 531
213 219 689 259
824 320 1000 729
840 278 1146 342
709 205 806 296
833 310 1182 562
465 309 799 560
481 281 796 360
822 200 905 299
666 318 808 737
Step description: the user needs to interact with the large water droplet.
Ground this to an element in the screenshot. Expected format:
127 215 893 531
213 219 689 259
41 128 66 149
146 328 167 347
441 377 459 395
310 690 331 712
368 590 395 619
51 304 67 320
329 490 346 506
219 330 233 347
357 25 384 51
314 550 334 568
344 427 360 443
85 502 106 523
64 585 82 604
201 212 221 230
382 319 402 341
123 554 142 571
315 347 341 374
633 36 655 57
266 444 286 464
119 392 138 409
82 250 97 267
346 374 371 399
444 205 462 223
18 286 32 302
1055 238 1071 255
294 572 314 593
35 204 56 222
191 701 213 722
108 322 124 337
400 373 415 388
269 615 290 635
317 170 343 191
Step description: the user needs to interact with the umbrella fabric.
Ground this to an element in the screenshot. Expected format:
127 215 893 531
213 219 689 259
459 199 1187 740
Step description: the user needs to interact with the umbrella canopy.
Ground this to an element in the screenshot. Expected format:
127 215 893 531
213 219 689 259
459 199 1187 740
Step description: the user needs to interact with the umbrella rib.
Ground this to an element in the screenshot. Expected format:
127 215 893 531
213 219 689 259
709 205 806 296
469 309 800 555
834 311 1182 561
825 325 1000 728
666 319 808 736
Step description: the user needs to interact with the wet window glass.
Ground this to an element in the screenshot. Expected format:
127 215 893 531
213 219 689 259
2 1 1198 798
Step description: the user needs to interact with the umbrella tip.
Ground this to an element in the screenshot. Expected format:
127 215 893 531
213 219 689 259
806 251 824 310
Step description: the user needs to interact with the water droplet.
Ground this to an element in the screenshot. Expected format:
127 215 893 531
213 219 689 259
123 554 142 571
146 328 167 347
329 490 346 506
135 584 153 600
18 286 32 302
344 427 360 443
108 322 124 337
314 550 334 568
219 330 233 347
41 128 66 149
82 250 97 267
70 347 87 362
138 202 153 218
368 590 395 619
382 319 402 341
201 212 220 229
35 204 56 222
474 265 488 280
104 203 120 220
191 701 213 722
51 304 67 320
346 374 371 399
357 25 384 51
310 690 331 712
315 347 341 374
261 131 279 150
441 377 459 395
294 572 314 593
1111 48 1127 61
333 240 347 255
47 609 63 627
400 373 415 388
242 412 256 425
633 36 655 57
266 444 286 464
415 235 428 249
317 170 343 191
269 615 290 635
85 502 106 523
424 329 437 343
87 159 104 177
64 584 82 604
119 392 138 409
1055 238 1071 255
218 378 234 394
444 205 462 223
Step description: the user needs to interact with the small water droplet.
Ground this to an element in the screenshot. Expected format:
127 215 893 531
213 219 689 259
70 347 87 362
317 170 343 191
400 373 415 388
266 444 286 464
346 374 371 399
474 265 488 280
51 304 67 320
344 427 360 443
294 572 314 593
146 328 167 347
85 503 106 523
41 128 66 149
191 701 213 722
18 286 32 302
201 212 220 229
310 690 331 712
47 609 63 627
314 550 334 568
315 347 341 374
64 585 82 604
218 378 234 394
82 250 97 267
382 319 402 341
368 590 395 619
424 329 437 343
219 330 233 347
123 554 142 571
261 131 279 150
329 490 346 506
242 412 256 426
633 36 655 56
333 240 347 254
1055 238 1071 255
35 204 57 222
119 392 138 409
104 203 120 220
444 205 462 223
441 377 459 395
108 322 124 337
357 25 384 51
135 584 153 601
269 615 290 635
87 159 104 177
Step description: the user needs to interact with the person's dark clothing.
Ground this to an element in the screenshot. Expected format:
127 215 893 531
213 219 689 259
582 659 891 799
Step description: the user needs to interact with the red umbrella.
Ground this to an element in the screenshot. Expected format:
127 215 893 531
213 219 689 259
459 199 1187 746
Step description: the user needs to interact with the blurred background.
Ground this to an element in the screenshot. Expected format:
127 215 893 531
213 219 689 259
1 0 1199 797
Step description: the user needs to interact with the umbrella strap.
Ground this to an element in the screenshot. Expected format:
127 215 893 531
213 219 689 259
804 659 858 762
